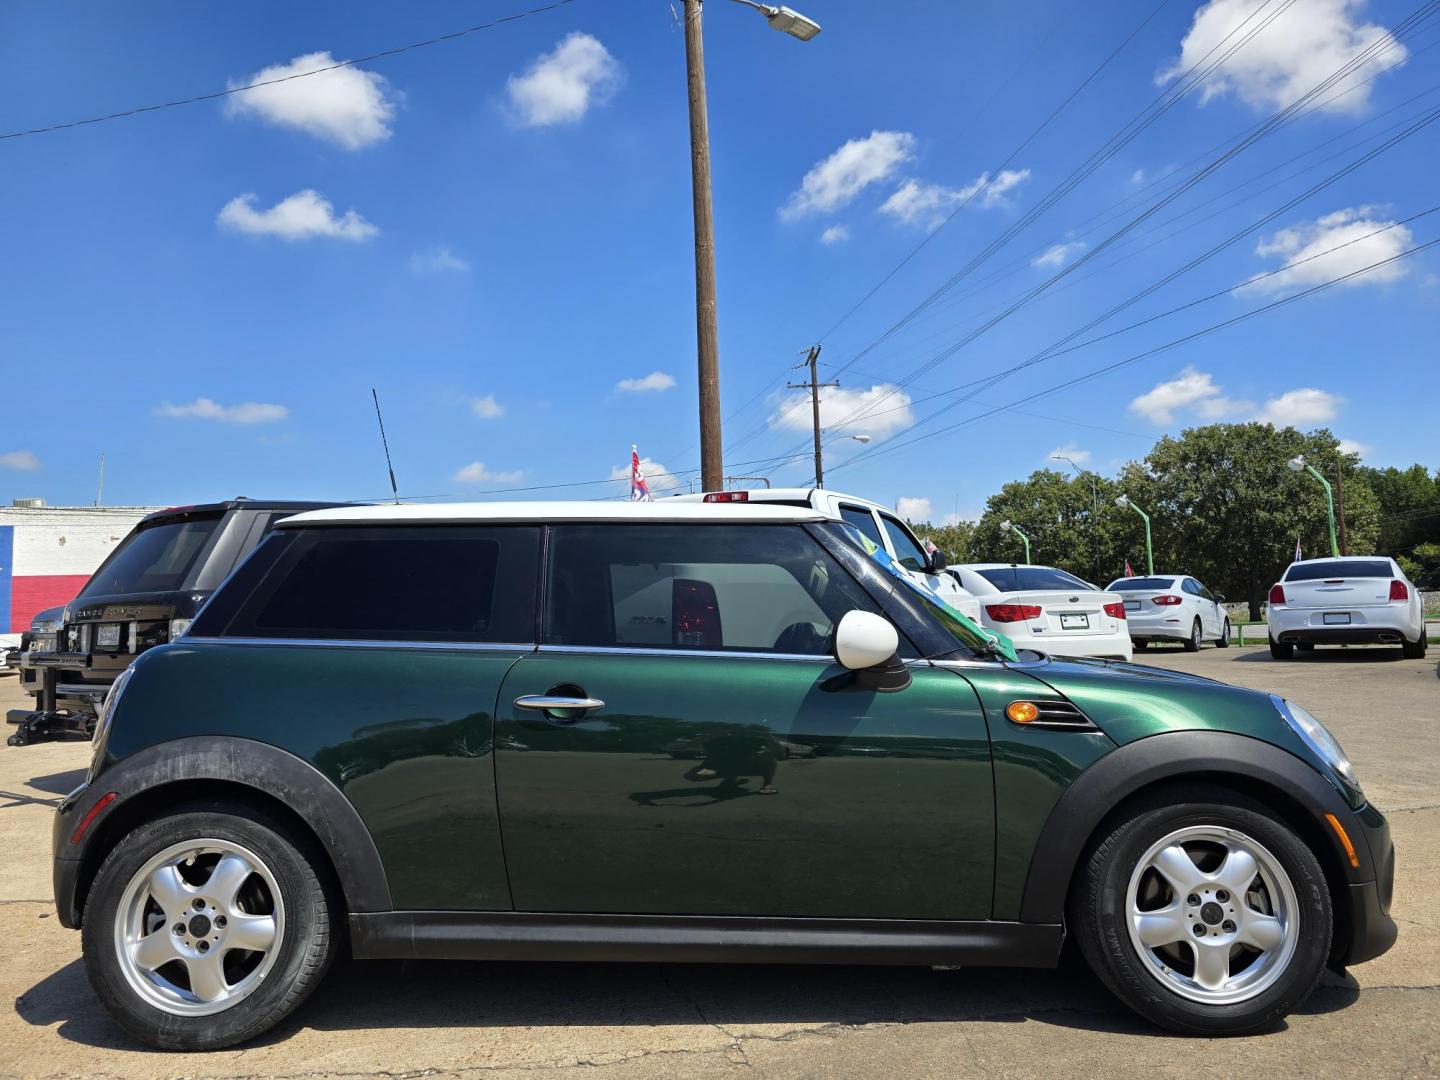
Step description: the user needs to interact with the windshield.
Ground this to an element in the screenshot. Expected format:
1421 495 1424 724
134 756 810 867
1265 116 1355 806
1285 560 1392 581
835 523 1017 661
78 515 222 598
977 566 1094 592
1108 577 1176 591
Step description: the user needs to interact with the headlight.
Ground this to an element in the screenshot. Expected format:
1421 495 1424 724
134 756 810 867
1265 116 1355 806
1273 695 1362 801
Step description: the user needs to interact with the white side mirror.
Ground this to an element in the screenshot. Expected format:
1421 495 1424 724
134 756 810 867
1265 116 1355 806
835 610 900 670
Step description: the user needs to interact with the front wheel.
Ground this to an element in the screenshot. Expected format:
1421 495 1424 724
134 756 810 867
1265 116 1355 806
1071 788 1331 1034
1216 619 1231 648
82 805 336 1050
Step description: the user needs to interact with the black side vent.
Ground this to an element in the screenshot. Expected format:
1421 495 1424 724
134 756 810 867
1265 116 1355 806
1007 699 1099 731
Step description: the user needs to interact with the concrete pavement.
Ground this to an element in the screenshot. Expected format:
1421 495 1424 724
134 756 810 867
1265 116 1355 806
1 644 1436 1078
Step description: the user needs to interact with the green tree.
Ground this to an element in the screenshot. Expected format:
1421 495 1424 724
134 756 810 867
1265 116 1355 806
966 469 1131 584
1358 464 1440 563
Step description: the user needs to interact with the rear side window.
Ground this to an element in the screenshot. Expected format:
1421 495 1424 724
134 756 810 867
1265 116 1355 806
545 524 878 655
1182 579 1202 596
1109 577 1176 591
79 514 223 597
976 566 1094 592
193 526 539 643
1285 560 1393 581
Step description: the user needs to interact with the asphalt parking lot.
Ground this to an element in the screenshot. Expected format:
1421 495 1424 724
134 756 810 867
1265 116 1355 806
1 643 1436 1079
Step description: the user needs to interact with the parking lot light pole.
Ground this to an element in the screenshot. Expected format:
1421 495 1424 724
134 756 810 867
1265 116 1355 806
1288 455 1340 558
1114 495 1153 576
1052 454 1099 583
683 0 822 491
999 519 1032 563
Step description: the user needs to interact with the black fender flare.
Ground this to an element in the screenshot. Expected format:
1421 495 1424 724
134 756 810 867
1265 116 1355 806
57 736 391 924
1018 729 1371 924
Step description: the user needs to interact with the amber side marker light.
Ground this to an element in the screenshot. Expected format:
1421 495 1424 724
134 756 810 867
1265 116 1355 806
1325 812 1361 869
70 792 117 846
1006 701 1041 725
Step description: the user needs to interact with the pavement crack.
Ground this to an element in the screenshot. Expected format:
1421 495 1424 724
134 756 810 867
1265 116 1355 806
658 967 751 1068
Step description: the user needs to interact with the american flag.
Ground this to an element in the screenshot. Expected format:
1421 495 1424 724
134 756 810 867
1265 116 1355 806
1124 559 1134 577
1294 537 1302 562
630 445 653 502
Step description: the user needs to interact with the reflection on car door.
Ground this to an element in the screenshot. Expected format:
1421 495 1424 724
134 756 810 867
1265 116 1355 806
493 523 995 920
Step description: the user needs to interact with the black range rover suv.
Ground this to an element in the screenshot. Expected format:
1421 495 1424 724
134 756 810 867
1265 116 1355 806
8 499 341 745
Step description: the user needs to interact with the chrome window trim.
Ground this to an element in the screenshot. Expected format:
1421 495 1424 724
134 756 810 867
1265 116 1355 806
537 643 834 664
181 635 537 653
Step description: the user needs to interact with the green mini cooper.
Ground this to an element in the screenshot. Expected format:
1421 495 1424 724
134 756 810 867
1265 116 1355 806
52 502 1396 1049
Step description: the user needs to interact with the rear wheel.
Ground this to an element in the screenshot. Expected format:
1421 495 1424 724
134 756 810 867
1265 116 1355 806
82 805 336 1050
1402 631 1428 660
1184 619 1202 652
1071 788 1330 1035
1269 639 1293 660
1297 643 1316 653
1216 619 1231 649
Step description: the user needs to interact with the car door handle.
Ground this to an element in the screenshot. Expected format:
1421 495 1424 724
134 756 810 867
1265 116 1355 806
514 695 605 712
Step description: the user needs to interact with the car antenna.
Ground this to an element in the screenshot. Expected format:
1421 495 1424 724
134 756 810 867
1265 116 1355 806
371 388 400 504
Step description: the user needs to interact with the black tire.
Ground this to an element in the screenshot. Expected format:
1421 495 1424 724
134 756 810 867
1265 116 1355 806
1183 618 1202 652
1401 631 1428 660
1216 619 1231 648
82 803 336 1050
1297 643 1316 653
1070 786 1331 1035
1269 639 1293 660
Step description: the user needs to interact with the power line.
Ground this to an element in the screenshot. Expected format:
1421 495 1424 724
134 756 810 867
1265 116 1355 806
0 0 578 142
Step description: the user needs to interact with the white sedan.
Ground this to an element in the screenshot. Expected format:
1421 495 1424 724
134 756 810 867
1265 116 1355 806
1268 556 1427 659
947 563 1132 661
1105 574 1230 652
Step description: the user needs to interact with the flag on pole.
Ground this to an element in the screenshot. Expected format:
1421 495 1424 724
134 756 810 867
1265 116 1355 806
630 445 653 502
1294 537 1302 562
922 535 939 556
1124 559 1134 577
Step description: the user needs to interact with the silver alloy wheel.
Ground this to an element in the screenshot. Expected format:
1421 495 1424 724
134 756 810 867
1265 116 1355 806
113 838 285 1016
1192 620 1202 649
1125 825 1298 1005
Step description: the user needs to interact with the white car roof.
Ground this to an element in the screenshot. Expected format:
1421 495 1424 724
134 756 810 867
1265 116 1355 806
279 501 826 528
670 487 897 515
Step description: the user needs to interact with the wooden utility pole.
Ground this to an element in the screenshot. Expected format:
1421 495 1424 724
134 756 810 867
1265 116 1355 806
1335 461 1349 555
789 345 838 487
683 0 724 491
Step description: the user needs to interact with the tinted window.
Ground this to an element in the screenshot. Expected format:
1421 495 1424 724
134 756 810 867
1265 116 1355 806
1285 560 1393 581
976 566 1094 592
879 515 929 572
839 505 884 548
546 524 878 655
204 526 539 643
1108 577 1176 591
80 515 222 597
1182 578 1202 596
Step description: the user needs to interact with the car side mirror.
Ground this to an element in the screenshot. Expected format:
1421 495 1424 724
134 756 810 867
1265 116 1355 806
925 548 949 574
834 610 899 670
1213 593 1226 603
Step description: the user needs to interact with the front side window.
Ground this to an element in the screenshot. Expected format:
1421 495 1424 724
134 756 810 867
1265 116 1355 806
838 505 884 548
202 525 539 643
878 514 929 572
80 515 223 597
545 524 878 656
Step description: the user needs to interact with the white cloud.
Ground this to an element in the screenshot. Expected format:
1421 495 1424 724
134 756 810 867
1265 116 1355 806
218 190 378 242
879 168 1030 228
1235 207 1412 296
1256 388 1344 427
820 224 850 245
1130 168 1148 185
453 461 524 485
470 394 504 419
1160 0 1407 113
1033 240 1086 268
155 398 288 424
225 51 396 149
506 32 622 127
1047 443 1092 466
781 131 915 219
1128 366 1253 425
896 497 933 522
942 510 981 526
608 457 681 493
770 384 915 439
408 246 469 274
1 450 40 471
1337 438 1370 458
616 372 676 393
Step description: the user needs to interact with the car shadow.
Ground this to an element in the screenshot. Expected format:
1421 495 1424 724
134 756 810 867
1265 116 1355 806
16 952 1361 1050
28 768 86 796
1233 647 1406 663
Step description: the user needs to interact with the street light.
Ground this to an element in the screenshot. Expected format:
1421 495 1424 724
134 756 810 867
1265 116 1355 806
682 0 821 491
1052 454 1099 583
1289 454 1340 557
999 519 1032 563
1114 494 1154 576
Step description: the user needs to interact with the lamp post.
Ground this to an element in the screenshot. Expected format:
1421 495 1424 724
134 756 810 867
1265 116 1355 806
818 432 870 487
1289 455 1340 558
1052 454 1099 583
683 0 822 491
1114 495 1153 576
999 519 1032 563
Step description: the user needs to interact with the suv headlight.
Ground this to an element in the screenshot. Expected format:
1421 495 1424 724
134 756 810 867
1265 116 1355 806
1273 695 1362 804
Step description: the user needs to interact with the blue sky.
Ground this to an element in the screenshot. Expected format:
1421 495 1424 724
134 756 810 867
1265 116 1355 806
1 0 1435 520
